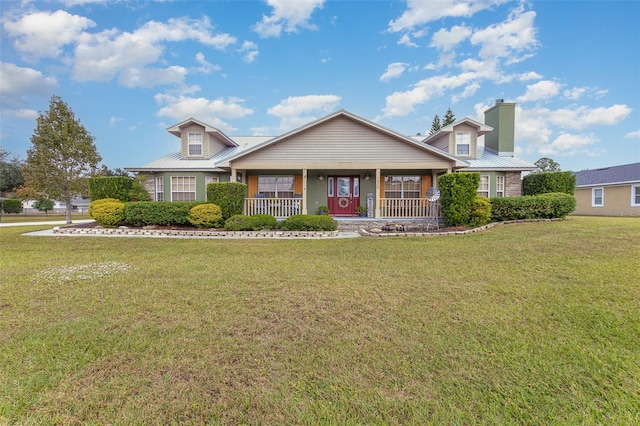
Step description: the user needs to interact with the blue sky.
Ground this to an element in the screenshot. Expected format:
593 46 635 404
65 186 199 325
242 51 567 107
1 0 638 172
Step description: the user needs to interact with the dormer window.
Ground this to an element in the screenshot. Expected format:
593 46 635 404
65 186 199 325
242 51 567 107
456 132 470 156
188 133 202 156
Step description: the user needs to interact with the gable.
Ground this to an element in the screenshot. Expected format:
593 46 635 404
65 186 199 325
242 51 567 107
230 115 459 169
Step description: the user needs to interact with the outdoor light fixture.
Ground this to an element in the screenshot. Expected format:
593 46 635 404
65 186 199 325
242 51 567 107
364 173 370 180
318 173 324 180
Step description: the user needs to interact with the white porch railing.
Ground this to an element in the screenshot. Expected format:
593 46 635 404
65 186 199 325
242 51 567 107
244 197 302 218
380 198 441 219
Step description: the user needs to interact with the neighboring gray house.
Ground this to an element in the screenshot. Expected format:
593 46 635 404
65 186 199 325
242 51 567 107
572 163 640 216
126 102 535 218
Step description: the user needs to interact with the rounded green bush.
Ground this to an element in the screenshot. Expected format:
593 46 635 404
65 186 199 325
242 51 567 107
280 214 337 231
224 214 277 231
88 198 122 218
188 203 223 228
470 196 492 227
91 201 125 227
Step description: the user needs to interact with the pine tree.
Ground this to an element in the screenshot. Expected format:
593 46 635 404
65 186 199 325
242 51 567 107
429 114 441 135
22 96 102 224
442 107 456 126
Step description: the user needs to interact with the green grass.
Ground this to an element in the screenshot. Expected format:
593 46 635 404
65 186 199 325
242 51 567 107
1 217 639 424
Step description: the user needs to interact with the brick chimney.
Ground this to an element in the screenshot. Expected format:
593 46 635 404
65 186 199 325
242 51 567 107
484 99 515 157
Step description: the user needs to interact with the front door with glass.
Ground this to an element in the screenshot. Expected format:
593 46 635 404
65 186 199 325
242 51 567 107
327 176 359 216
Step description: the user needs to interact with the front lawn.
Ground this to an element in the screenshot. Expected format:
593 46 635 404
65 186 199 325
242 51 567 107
1 217 638 424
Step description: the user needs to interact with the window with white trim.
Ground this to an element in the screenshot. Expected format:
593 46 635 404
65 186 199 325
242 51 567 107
632 185 640 206
155 176 164 201
456 132 470 156
258 176 294 198
496 175 505 197
171 176 196 201
205 176 219 187
478 175 490 197
592 187 603 207
188 133 202 156
384 176 421 199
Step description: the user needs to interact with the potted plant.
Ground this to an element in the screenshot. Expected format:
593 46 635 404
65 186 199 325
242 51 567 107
317 205 328 215
356 205 367 217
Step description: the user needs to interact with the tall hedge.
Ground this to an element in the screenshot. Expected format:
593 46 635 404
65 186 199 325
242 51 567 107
123 201 203 227
2 198 22 214
522 171 575 195
490 193 576 221
206 182 247 220
88 176 133 201
438 172 480 226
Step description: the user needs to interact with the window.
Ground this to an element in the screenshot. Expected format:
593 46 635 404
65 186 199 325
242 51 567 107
456 132 470 156
632 185 640 206
171 176 196 201
155 176 164 201
478 175 490 197
188 133 202 156
205 176 219 187
496 175 505 197
592 187 603 207
328 177 334 197
384 176 421 198
258 176 294 198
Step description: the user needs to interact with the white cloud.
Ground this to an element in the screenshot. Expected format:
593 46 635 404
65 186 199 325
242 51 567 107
380 62 408 82
0 62 57 97
239 41 259 63
155 94 254 133
563 87 588 101
4 108 39 120
194 52 221 74
549 104 632 130
540 133 599 156
625 130 640 139
73 16 236 87
518 71 542 81
253 0 325 38
268 94 341 130
3 9 96 59
388 0 506 33
517 80 562 102
109 116 121 127
470 7 538 61
431 25 472 51
397 33 418 47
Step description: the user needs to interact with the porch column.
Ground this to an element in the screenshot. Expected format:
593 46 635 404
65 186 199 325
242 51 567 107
302 168 308 214
375 168 381 218
230 169 237 182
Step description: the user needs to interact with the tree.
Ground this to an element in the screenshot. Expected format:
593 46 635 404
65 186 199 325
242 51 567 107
34 198 55 214
442 107 456 126
22 96 102 224
0 147 24 197
534 157 561 173
429 114 441 135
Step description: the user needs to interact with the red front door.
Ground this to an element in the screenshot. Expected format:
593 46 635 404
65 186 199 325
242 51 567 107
328 176 359 216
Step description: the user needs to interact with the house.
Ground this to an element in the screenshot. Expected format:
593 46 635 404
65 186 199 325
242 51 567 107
572 163 640 216
126 101 535 219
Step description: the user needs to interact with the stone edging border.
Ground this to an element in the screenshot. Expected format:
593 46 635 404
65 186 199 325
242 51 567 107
358 218 563 237
53 225 340 239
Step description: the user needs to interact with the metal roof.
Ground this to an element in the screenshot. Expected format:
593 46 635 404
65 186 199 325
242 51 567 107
573 162 640 187
461 146 536 171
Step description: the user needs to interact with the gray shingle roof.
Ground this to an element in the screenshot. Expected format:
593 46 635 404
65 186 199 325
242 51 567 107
573 162 640 187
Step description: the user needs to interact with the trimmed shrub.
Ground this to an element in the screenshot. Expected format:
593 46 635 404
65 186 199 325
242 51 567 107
438 172 480 227
225 214 278 231
88 198 122 218
123 201 202 227
280 214 337 231
128 179 151 201
88 176 133 201
2 198 22 214
207 182 247 220
91 201 125 227
523 171 576 195
470 196 492 227
490 192 576 221
188 203 223 228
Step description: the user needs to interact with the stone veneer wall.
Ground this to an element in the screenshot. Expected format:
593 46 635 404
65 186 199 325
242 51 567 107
505 172 523 197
